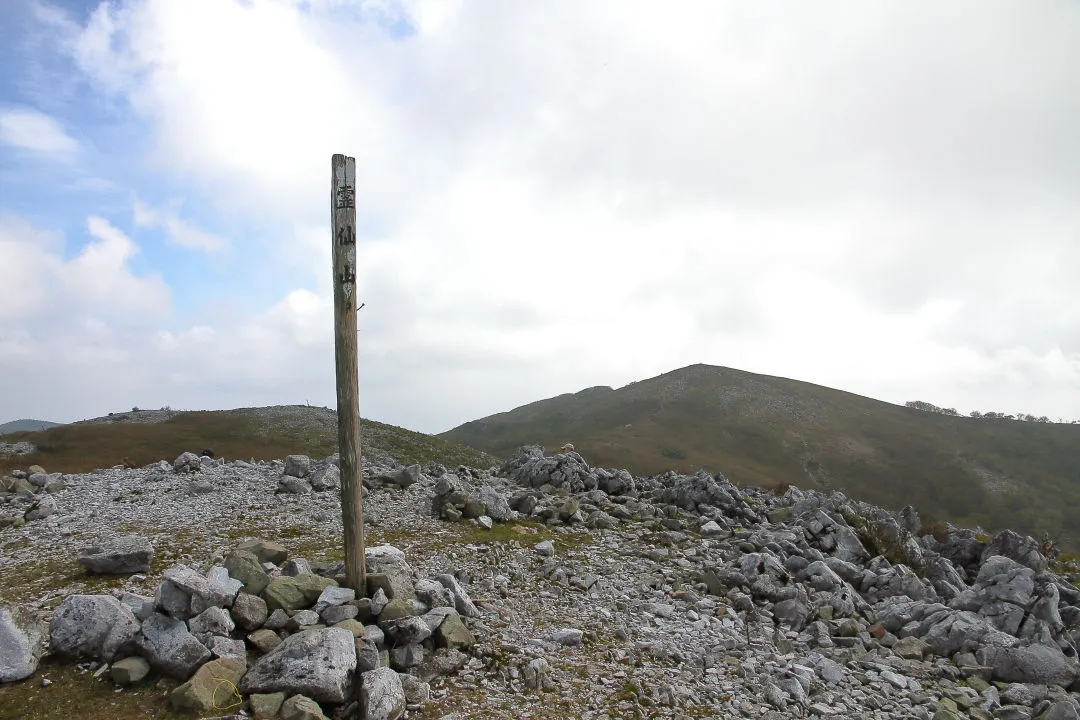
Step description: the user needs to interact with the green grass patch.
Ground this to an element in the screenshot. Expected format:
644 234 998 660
0 658 187 720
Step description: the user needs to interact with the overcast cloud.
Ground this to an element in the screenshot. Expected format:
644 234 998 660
0 0 1078 432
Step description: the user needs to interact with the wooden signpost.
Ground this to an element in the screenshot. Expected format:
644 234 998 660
331 154 366 595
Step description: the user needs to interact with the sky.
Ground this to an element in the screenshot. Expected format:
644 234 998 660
1 0 1079 433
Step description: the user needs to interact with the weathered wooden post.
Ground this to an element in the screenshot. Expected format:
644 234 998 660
331 154 366 595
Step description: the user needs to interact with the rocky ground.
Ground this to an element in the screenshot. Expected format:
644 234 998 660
1 444 1079 720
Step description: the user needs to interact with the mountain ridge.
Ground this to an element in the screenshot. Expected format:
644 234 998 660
0 419 63 435
440 363 1080 548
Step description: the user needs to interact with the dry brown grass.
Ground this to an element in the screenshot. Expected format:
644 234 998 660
0 408 493 476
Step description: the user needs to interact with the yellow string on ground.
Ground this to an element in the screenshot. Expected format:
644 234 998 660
212 676 244 712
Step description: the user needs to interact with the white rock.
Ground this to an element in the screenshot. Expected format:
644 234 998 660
360 666 406 720
0 602 43 682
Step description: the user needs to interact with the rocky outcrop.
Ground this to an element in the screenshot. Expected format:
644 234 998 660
0 602 43 682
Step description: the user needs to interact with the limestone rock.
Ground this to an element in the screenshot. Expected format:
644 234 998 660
360 666 406 720
173 452 201 472
110 656 151 685
239 627 356 704
435 574 479 618
263 574 338 612
310 464 340 491
434 613 474 650
24 496 57 521
187 606 235 643
49 594 139 663
236 540 288 565
978 643 1080 687
224 550 271 596
284 454 312 478
249 692 286 719
136 613 212 679
247 629 282 654
281 694 330 720
168 656 247 714
76 535 153 574
0 602 43 682
231 592 268 631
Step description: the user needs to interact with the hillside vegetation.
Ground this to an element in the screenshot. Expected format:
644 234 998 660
0 405 495 476
441 364 1080 547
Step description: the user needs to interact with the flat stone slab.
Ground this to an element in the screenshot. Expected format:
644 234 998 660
77 535 154 574
240 627 356 704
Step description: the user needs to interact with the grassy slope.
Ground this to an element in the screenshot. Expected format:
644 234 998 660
0 406 494 476
441 364 1080 546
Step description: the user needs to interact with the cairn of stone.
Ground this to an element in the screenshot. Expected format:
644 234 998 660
5 534 476 720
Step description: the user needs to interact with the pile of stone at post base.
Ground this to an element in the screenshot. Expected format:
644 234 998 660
43 540 479 720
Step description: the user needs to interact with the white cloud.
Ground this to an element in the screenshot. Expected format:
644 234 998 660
132 198 228 252
3 0 1077 430
0 214 170 326
0 106 78 155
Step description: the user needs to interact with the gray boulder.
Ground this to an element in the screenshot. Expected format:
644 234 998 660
981 529 1048 572
311 464 340 491
24 496 57 521
240 627 356 704
978 643 1080 687
0 602 43 682
50 595 139 662
366 545 416 600
193 566 243 611
278 476 313 494
76 535 154 574
477 486 513 522
187 606 235 643
360 666 405 720
224 550 271 595
415 579 455 610
502 445 593 492
383 616 432 646
436 573 479 618
173 451 201 472
162 564 211 599
378 464 421 489
232 593 269 631
136 613 212 679
155 579 195 620
284 454 312 478
1034 700 1080 720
